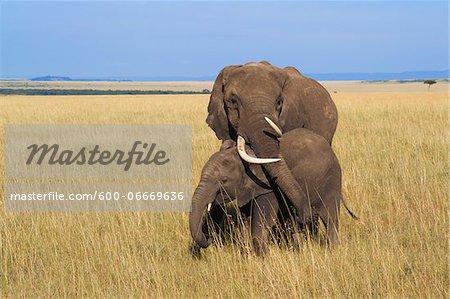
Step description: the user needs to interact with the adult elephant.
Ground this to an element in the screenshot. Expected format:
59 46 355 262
204 61 338 223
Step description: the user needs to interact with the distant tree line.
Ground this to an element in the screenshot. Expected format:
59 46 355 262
0 89 211 96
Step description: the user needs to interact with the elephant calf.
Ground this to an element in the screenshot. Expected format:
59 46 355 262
190 126 355 255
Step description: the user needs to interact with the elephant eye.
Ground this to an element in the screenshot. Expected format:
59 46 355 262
226 95 238 109
276 96 283 112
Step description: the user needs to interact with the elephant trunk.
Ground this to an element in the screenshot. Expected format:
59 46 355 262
244 115 311 222
189 176 217 248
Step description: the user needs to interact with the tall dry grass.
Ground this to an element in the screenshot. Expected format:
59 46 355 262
0 91 448 297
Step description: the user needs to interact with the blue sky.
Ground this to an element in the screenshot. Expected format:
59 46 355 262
1 1 448 79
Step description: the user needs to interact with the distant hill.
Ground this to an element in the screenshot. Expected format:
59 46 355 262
30 76 72 81
29 76 131 82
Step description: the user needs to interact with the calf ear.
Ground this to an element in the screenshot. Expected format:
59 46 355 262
236 164 272 207
220 140 236 151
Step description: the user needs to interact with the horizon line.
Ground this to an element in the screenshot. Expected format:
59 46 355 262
1 69 449 82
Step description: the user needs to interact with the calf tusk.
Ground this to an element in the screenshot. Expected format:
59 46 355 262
264 117 282 137
237 136 281 164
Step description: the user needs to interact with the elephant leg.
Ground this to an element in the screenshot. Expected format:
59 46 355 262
251 194 279 256
280 204 301 250
318 200 340 248
239 201 253 226
305 216 320 241
289 207 304 250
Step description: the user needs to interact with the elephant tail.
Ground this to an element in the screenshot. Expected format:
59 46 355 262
340 197 359 220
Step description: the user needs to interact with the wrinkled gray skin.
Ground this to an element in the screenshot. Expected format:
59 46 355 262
190 128 343 255
205 61 338 233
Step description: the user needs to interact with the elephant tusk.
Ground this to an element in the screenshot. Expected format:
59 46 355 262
264 117 282 137
207 203 212 212
237 136 281 164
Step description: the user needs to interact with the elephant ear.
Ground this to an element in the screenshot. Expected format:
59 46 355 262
206 65 240 141
278 66 307 131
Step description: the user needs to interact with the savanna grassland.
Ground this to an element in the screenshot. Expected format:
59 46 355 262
0 84 448 297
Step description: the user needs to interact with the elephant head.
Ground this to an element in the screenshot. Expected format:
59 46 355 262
189 140 272 248
206 61 334 223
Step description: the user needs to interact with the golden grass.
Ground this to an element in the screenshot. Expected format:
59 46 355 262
0 91 448 297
